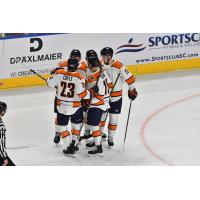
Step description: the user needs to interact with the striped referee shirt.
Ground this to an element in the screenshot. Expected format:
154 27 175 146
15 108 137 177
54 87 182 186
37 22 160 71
0 118 7 159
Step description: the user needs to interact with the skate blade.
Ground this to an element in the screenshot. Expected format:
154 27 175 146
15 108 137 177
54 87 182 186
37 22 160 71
85 146 95 149
87 153 104 158
63 153 76 158
107 145 114 150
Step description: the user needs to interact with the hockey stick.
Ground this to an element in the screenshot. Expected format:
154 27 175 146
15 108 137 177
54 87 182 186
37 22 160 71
122 65 138 150
21 63 47 81
123 100 133 151
29 68 47 81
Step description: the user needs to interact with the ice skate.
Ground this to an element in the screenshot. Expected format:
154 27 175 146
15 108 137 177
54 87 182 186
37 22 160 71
63 140 77 158
88 145 104 157
108 136 114 148
101 132 107 141
54 132 60 144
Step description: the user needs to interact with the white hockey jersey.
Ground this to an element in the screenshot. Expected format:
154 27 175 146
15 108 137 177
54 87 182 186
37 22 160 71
47 69 90 115
102 60 135 102
86 68 113 111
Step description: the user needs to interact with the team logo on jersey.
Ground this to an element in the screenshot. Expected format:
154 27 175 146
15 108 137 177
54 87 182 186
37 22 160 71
115 38 146 54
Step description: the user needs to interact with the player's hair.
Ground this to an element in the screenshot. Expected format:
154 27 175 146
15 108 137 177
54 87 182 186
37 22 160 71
87 56 101 68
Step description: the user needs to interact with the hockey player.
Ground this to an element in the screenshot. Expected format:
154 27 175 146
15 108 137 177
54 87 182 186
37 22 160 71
100 47 138 147
59 49 87 78
53 49 87 144
80 50 99 142
47 58 94 156
83 56 112 156
0 102 15 166
83 50 112 141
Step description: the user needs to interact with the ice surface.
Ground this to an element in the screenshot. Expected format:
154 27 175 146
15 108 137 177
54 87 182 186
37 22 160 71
1 69 200 165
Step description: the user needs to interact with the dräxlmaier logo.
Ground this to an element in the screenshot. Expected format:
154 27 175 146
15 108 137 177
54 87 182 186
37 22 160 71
115 38 146 54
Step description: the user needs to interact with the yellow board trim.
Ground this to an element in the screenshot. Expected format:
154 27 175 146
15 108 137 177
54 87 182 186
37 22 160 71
127 58 200 75
0 58 200 89
0 74 50 90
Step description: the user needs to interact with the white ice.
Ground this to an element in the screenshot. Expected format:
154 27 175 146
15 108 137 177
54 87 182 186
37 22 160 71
1 69 200 165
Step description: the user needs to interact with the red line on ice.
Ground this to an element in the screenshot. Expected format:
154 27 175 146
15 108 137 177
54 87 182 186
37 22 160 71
140 93 200 166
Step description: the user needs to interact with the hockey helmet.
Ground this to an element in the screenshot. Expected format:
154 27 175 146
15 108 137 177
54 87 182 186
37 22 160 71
70 49 81 59
67 58 79 72
100 47 114 57
86 49 98 60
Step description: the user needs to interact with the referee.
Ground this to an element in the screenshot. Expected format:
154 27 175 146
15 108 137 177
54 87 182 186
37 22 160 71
0 101 15 166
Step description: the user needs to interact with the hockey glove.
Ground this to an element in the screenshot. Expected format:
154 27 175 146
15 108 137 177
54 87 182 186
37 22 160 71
128 88 138 101
81 99 91 107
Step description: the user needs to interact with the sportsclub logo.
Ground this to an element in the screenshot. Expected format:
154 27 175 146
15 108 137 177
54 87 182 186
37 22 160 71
149 33 200 49
115 38 146 54
116 33 200 54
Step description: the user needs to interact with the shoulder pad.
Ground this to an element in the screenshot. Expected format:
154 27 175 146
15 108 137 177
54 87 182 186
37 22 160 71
59 60 68 67
111 60 123 69
55 69 65 74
